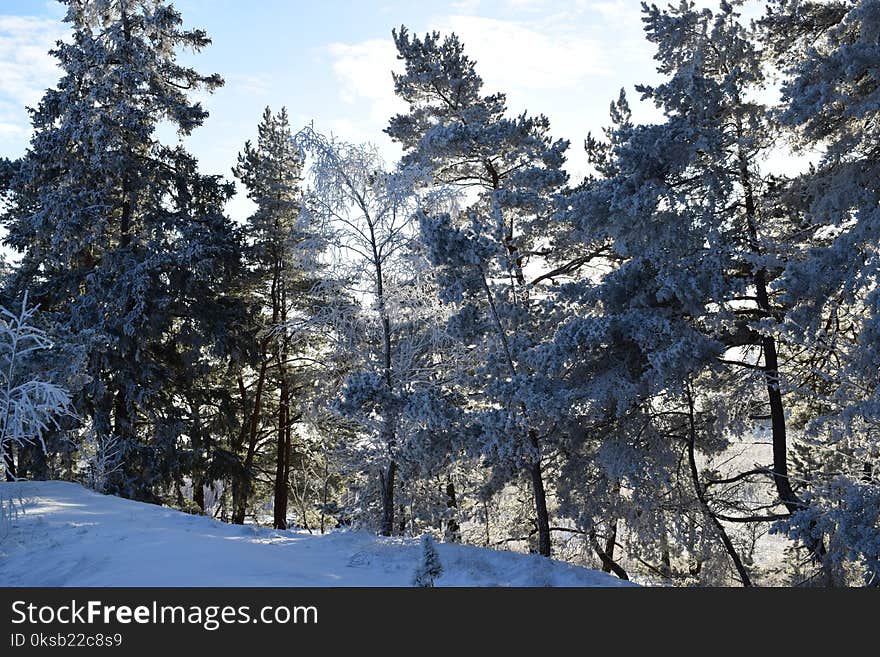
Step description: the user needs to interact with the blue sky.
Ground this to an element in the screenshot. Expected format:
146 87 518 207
0 0 679 218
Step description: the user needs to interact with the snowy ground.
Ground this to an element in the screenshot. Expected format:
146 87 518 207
0 481 634 587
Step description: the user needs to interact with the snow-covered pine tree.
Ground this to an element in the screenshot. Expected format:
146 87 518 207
0 158 17 200
386 27 571 557
544 0 820 582
760 0 880 585
412 533 443 586
233 107 329 529
0 0 243 502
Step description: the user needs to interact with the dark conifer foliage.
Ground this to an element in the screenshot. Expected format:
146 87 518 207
1 0 247 502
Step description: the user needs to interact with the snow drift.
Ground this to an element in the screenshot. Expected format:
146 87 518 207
0 481 634 587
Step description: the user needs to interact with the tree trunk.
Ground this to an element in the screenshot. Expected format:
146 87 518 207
3 441 16 481
589 526 629 580
481 269 553 558
660 546 672 582
367 211 398 539
602 520 619 574
231 478 246 525
761 331 801 514
112 387 138 496
20 442 49 480
530 464 551 557
113 388 132 440
232 355 269 525
685 384 752 587
483 499 491 547
193 480 205 513
736 124 802 517
230 373 249 524
379 460 396 536
320 459 329 534
444 479 461 543
273 269 291 530
191 402 205 513
175 480 185 508
273 372 290 530
528 431 552 557
398 503 408 536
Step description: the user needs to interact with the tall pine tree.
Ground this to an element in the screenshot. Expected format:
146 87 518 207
387 27 570 556
234 109 329 528
761 0 880 584
1 0 242 502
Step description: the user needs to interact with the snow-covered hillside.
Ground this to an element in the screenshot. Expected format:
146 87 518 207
0 481 634 587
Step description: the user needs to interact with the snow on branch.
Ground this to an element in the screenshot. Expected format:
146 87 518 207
0 292 74 480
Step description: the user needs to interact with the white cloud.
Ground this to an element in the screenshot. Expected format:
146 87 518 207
325 14 607 152
0 15 68 154
442 15 608 91
0 16 66 107
586 0 644 27
505 0 550 10
451 0 482 12
225 73 273 98
0 120 26 138
327 38 406 129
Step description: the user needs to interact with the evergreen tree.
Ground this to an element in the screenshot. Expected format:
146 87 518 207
545 0 814 581
412 533 443 586
387 27 570 557
761 0 880 584
234 109 329 528
0 0 240 502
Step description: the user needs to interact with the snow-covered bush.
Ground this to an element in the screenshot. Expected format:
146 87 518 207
82 431 124 494
0 293 73 481
412 534 444 586
0 486 25 540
